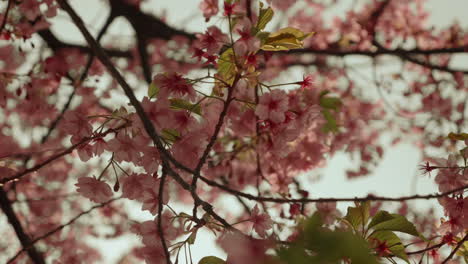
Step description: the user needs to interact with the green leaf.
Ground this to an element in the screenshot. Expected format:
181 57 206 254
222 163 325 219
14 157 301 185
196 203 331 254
319 96 342 110
217 48 236 85
370 230 409 263
321 109 339 133
198 256 226 264
261 27 314 51
344 202 370 233
255 6 274 32
188 229 198 245
368 211 396 230
370 215 421 238
161 128 180 143
448 132 468 141
279 213 379 264
148 82 159 99
111 107 128 118
169 98 202 115
319 90 342 110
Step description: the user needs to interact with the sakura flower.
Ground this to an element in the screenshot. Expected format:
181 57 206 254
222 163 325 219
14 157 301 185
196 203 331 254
172 131 208 169
107 132 143 164
251 205 273 238
434 154 467 193
255 90 289 124
20 0 41 20
75 177 113 203
77 143 93 162
62 111 93 141
267 0 297 11
152 73 196 100
316 202 341 225
219 232 273 264
298 74 314 90
223 1 236 16
199 0 218 21
121 174 155 201
196 26 229 55
91 137 106 156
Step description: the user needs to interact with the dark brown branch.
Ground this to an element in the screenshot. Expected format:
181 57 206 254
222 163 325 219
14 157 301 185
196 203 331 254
287 46 468 56
37 29 130 57
0 187 45 264
158 169 171 264
405 242 444 256
0 0 13 35
199 175 467 203
136 31 152 83
7 198 119 264
191 75 239 205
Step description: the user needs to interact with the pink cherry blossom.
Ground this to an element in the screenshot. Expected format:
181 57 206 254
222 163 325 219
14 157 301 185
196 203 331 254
62 111 93 140
107 132 144 164
251 205 273 238
199 0 219 21
255 90 289 124
152 73 196 100
196 26 229 55
75 177 113 203
121 174 155 201
219 232 272 264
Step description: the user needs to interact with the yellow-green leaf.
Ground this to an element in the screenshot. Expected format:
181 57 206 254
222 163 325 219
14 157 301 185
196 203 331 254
161 128 180 143
148 82 159 99
169 98 202 115
261 27 314 51
111 107 129 118
448 132 468 141
217 48 236 85
198 256 226 264
370 215 422 238
319 91 342 110
368 211 396 230
344 202 370 232
188 229 198 245
255 6 274 33
322 109 339 133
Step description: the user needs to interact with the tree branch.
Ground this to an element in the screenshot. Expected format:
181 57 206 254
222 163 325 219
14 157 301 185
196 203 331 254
0 0 13 35
0 124 126 185
158 169 171 264
0 187 45 264
199 175 468 203
6 198 120 264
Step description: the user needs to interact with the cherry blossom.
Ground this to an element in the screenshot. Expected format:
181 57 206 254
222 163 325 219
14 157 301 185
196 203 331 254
199 0 219 21
250 205 273 238
255 89 289 124
1 0 467 263
75 177 113 203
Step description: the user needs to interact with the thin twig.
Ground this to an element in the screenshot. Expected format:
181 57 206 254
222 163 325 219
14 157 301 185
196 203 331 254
7 198 120 264
158 168 171 264
0 124 126 185
0 0 13 35
0 187 45 264
199 175 467 203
